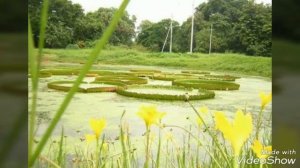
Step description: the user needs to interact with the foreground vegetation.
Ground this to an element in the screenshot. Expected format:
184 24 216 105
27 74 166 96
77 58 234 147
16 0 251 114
42 47 272 78
35 95 272 168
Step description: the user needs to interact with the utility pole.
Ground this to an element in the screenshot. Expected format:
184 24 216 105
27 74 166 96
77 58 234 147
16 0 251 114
209 23 213 55
169 17 173 53
161 27 171 52
190 0 195 53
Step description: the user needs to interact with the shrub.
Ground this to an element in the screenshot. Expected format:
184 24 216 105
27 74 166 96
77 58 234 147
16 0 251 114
65 44 80 49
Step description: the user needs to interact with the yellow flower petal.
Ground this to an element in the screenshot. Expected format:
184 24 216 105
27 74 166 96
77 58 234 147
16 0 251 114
137 105 166 128
198 106 209 114
89 118 106 138
252 140 272 159
197 117 203 127
102 142 109 153
214 110 253 156
259 92 272 109
85 134 96 143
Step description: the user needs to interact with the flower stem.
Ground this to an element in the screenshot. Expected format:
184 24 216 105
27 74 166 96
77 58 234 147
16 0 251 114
234 156 239 168
187 101 231 166
255 108 264 139
145 127 150 168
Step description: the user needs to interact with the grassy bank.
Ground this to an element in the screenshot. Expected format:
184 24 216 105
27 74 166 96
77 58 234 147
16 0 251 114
42 46 271 77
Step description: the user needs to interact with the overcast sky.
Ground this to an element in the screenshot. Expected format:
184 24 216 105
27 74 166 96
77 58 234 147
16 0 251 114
70 0 271 25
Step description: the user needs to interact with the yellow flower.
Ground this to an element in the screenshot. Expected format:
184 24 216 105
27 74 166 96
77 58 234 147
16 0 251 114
102 142 109 153
137 105 166 128
165 132 174 142
197 117 203 127
214 110 253 156
252 140 272 159
259 92 272 110
89 118 106 138
85 134 96 143
198 106 209 114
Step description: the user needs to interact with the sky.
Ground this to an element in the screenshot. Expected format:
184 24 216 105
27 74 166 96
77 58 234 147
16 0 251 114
70 0 272 25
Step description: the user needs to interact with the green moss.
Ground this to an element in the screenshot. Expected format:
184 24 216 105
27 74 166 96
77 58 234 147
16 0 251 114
116 85 215 101
172 79 240 90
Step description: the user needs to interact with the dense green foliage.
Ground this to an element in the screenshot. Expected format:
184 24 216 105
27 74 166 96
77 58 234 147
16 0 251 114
29 0 136 48
137 0 271 56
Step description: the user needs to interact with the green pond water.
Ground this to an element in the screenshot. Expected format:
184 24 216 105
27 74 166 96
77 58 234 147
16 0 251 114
29 64 272 158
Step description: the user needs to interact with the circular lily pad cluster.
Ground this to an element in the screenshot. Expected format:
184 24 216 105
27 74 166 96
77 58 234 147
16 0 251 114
95 75 147 85
200 74 240 81
129 69 161 77
172 79 240 90
150 73 198 81
47 80 126 93
116 85 215 101
181 70 210 75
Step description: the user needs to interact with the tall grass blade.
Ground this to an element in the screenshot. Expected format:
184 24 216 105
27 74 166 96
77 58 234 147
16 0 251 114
28 0 130 166
57 127 64 166
120 111 129 168
155 128 161 168
28 0 49 158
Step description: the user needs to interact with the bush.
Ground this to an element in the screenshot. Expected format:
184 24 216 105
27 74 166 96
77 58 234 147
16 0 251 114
172 79 240 90
66 44 80 49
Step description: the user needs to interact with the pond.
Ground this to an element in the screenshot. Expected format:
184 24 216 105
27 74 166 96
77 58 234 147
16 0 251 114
29 64 272 157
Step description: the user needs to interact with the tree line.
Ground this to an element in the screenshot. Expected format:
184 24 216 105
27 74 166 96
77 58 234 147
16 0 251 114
29 0 271 56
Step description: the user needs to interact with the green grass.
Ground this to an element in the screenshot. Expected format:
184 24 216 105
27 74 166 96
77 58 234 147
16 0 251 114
42 47 272 78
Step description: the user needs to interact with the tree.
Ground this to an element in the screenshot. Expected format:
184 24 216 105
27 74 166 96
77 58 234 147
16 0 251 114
137 19 180 52
235 2 272 56
29 0 85 47
29 0 136 48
